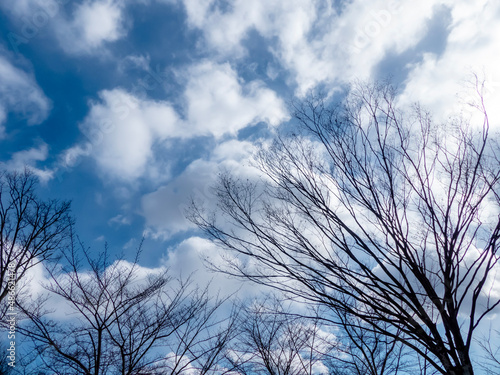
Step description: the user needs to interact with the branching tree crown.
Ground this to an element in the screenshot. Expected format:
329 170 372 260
226 297 333 375
0 169 72 316
18 242 234 375
190 82 500 375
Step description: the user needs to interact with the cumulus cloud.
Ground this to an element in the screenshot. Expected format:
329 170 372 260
161 237 222 285
20 255 171 321
0 54 51 136
181 0 442 94
19 239 257 325
398 0 500 127
141 139 258 238
55 0 128 55
77 88 179 181
183 0 499 122
69 61 287 181
0 0 128 55
161 236 265 298
183 61 288 137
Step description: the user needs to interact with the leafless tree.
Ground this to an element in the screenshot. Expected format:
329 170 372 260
0 343 13 374
475 326 500 375
0 169 72 316
189 81 500 375
160 296 239 375
225 297 333 375
17 241 230 375
224 296 411 375
325 307 413 375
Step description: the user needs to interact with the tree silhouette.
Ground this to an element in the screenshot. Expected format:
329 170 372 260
226 297 332 375
18 241 231 375
190 81 500 375
0 169 72 317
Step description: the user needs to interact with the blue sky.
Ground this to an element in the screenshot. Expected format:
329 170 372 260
1 0 500 274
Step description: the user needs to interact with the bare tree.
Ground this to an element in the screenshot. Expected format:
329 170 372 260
475 326 500 375
0 169 72 314
0 343 13 374
161 296 239 375
226 297 333 375
325 307 412 375
17 241 228 375
189 81 500 375
224 297 411 375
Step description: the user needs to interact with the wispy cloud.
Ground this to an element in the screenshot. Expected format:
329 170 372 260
0 54 51 136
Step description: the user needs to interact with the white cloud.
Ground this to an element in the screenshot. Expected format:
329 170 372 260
181 0 442 95
398 0 500 127
184 0 500 121
20 256 171 321
161 236 263 298
75 0 125 45
183 61 288 137
109 214 131 226
60 142 93 168
0 0 128 56
141 139 258 238
19 241 255 324
0 54 51 135
8 143 49 164
19 260 49 300
0 143 54 182
119 54 151 72
0 0 56 18
77 88 179 181
70 61 287 181
55 0 128 55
